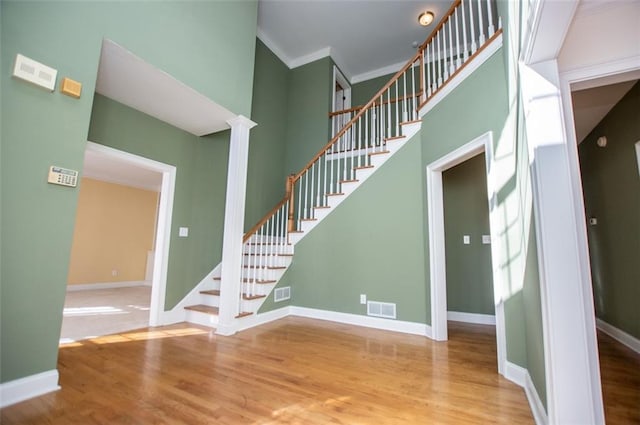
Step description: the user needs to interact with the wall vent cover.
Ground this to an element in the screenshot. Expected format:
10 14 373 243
367 301 396 319
12 54 57 91
274 286 291 302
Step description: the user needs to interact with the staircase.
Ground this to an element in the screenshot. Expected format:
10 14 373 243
183 0 502 329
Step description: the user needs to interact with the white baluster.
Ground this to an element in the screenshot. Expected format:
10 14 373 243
297 177 302 229
469 0 478 54
436 31 442 87
448 17 455 75
316 159 322 207
310 162 315 218
477 0 485 45
412 58 417 118
461 0 469 61
386 88 391 141
394 81 399 136
402 73 407 123
365 109 370 165
487 0 495 36
357 116 362 168
455 8 462 69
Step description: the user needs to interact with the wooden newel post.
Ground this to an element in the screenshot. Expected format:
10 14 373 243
286 174 295 232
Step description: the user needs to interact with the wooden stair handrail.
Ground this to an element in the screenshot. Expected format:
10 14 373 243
243 195 289 243
243 0 481 242
328 92 421 118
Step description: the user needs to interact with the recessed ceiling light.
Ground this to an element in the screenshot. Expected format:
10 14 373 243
418 11 435 26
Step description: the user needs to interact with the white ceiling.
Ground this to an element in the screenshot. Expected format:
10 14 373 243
95 39 235 137
571 80 637 143
82 149 162 192
258 0 455 82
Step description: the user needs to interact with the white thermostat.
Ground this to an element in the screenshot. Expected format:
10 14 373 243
48 166 78 187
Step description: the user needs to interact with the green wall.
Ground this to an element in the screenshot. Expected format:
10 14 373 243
284 57 334 174
579 81 640 339
245 39 291 228
87 94 229 309
351 73 394 107
265 136 428 322
443 153 495 315
1 0 257 384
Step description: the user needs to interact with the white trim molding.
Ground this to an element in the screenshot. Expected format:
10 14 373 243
504 362 548 425
84 142 176 329
596 318 640 354
425 131 507 376
216 115 257 336
0 370 60 408
447 311 496 325
289 306 432 338
66 281 149 291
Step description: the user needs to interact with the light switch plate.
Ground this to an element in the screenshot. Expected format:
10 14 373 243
463 235 470 245
360 294 367 305
13 54 57 91
179 227 189 237
482 235 491 244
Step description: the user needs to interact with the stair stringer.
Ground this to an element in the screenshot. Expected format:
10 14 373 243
179 120 421 329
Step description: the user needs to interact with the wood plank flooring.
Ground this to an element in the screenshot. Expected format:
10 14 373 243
598 330 640 424
1 318 534 424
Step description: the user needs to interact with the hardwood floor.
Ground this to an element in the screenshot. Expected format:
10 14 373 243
598 330 640 424
0 318 536 424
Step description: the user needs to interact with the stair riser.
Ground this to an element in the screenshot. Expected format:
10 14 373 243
185 309 219 327
241 255 292 268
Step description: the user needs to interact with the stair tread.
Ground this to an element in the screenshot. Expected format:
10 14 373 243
369 150 390 156
340 179 359 184
384 135 405 141
184 304 252 319
243 265 287 270
401 119 421 125
354 165 374 170
201 289 220 296
184 304 219 315
326 192 345 197
300 218 317 222
243 278 277 284
243 253 293 257
314 205 331 209
243 294 266 300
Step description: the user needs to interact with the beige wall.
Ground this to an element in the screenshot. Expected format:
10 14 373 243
68 178 158 285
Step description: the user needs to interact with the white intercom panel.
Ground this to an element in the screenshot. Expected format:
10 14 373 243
48 166 78 187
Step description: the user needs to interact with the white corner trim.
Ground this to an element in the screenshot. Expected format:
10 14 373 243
351 59 407 84
596 318 640 354
505 361 548 425
256 28 294 69
526 371 549 425
237 306 291 332
420 33 503 118
289 306 432 338
447 311 496 325
288 47 332 70
504 360 528 387
66 281 149 291
0 370 60 408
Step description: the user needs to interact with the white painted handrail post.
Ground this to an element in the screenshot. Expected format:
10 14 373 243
216 115 257 336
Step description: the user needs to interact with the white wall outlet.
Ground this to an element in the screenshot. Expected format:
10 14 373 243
463 235 470 245
589 218 598 226
179 227 189 237
482 234 491 244
111 269 118 277
360 294 367 305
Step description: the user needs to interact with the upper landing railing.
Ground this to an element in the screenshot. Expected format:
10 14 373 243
237 0 502 312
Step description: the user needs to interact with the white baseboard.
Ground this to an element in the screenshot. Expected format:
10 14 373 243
525 370 548 425
289 306 432 338
237 307 290 332
0 369 60 408
66 281 149 291
596 318 640 354
447 311 496 325
504 361 548 425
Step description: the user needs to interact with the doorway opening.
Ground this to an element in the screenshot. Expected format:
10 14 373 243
331 65 351 137
61 142 176 343
567 75 640 424
426 131 507 373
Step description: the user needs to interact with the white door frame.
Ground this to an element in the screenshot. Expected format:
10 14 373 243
426 131 507 373
84 141 176 327
332 65 351 113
